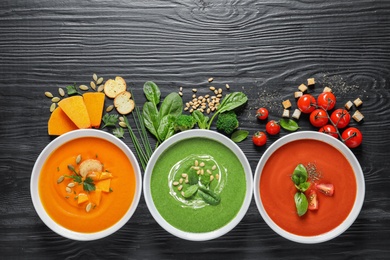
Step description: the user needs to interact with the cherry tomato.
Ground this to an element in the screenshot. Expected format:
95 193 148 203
266 120 280 135
317 92 336 110
319 124 338 138
252 131 267 146
309 109 329 128
297 94 317 114
308 190 318 210
256 107 269 120
330 108 351 128
316 183 334 196
342 127 363 148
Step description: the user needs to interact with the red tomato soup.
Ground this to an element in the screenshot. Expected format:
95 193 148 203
259 139 357 236
39 137 136 233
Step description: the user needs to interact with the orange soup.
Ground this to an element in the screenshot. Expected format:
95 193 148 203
259 139 357 236
39 137 136 233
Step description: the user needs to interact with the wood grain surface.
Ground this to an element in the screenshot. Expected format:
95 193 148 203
1 0 390 259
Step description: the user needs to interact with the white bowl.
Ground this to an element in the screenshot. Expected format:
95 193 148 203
143 129 253 241
254 131 365 244
31 129 142 241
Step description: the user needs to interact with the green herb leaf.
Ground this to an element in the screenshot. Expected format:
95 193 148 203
192 110 209 129
159 92 183 119
294 192 308 217
142 102 160 140
101 114 119 128
66 84 81 96
231 130 249 143
291 164 308 185
198 186 221 206
296 181 311 192
157 115 175 142
188 169 199 185
183 185 198 199
64 174 82 183
83 177 96 192
113 127 125 138
143 81 161 106
280 118 299 131
200 174 211 187
217 92 248 114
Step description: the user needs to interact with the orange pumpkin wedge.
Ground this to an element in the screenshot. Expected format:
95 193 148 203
58 96 91 129
83 92 105 128
48 107 78 136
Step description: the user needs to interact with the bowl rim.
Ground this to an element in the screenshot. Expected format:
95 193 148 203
143 129 253 241
30 129 142 241
253 131 365 244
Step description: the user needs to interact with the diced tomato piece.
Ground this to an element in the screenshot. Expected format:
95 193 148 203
308 190 318 210
316 183 334 196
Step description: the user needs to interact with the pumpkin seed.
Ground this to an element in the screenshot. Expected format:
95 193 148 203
65 187 72 193
79 85 89 91
90 81 96 90
97 85 104 92
76 154 82 164
57 175 64 184
51 97 60 103
86 202 92 212
119 121 127 128
58 88 65 97
45 91 53 98
67 182 75 188
106 105 114 112
96 77 104 85
50 103 56 112
119 116 124 122
93 73 98 82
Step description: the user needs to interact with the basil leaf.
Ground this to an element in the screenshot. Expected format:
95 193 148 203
192 110 209 129
143 102 160 141
143 81 161 106
294 192 308 217
217 92 248 114
188 169 198 185
183 185 198 199
291 164 308 185
231 130 249 143
280 118 299 131
198 186 221 206
159 92 183 119
296 181 311 192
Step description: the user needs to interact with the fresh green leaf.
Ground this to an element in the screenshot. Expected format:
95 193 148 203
192 110 209 129
188 169 199 185
157 115 175 142
143 102 160 141
159 92 183 119
183 185 198 199
198 186 221 206
101 114 119 128
200 174 211 187
231 130 249 143
291 164 308 185
113 127 125 138
66 84 81 96
67 164 79 176
296 181 311 192
280 118 299 131
83 177 96 192
65 174 82 183
143 81 161 106
217 92 248 114
294 192 308 217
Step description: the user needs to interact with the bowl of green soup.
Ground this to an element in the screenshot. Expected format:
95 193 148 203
144 129 253 241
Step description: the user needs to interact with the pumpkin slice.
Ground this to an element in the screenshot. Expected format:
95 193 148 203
89 189 102 206
48 107 78 136
83 92 105 128
58 96 91 129
95 179 111 193
77 193 89 204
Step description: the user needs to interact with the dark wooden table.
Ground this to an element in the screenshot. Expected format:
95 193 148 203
1 0 389 259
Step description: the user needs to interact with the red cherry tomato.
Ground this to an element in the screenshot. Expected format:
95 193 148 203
256 107 269 120
266 120 281 135
316 183 334 196
342 127 363 148
319 124 338 138
317 92 336 110
330 108 351 128
297 94 317 114
252 131 267 146
309 109 329 128
308 190 318 210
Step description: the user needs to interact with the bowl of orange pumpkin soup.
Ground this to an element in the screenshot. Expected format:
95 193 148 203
31 129 142 240
254 131 365 244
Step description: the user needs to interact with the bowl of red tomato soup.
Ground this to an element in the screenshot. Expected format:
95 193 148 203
31 129 142 241
254 131 365 243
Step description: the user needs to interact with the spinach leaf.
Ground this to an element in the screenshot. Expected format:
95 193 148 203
183 185 198 199
159 92 183 119
217 92 248 114
143 81 161 106
192 110 209 129
231 130 249 143
187 169 199 185
294 192 308 217
157 115 175 142
198 186 221 206
142 102 160 141
280 118 299 131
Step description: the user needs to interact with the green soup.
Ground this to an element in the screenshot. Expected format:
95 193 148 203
151 137 246 233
